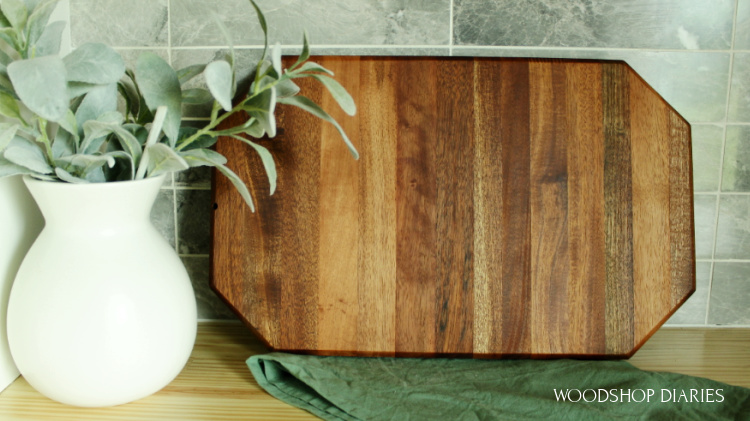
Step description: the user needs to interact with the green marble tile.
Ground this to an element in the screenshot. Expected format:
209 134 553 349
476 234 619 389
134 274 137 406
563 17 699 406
708 262 750 324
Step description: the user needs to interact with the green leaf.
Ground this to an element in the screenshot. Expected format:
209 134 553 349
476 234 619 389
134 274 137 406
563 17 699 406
291 61 334 76
271 42 282 75
205 60 233 111
75 83 117 137
0 155 31 178
54 166 87 183
176 126 216 150
243 118 265 138
242 87 276 137
1 0 27 30
177 63 206 86
7 55 67 121
230 134 276 195
274 77 300 98
67 81 99 99
33 19 64 56
182 88 214 104
0 90 23 121
247 0 268 61
178 147 227 167
0 124 19 150
143 142 188 177
215 162 254 212
310 74 356 116
63 43 125 84
51 126 76 158
278 95 358 159
289 30 310 71
3 141 52 174
25 0 58 48
135 52 182 143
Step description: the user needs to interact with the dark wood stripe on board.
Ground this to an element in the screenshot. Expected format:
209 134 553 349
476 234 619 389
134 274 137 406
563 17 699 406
602 62 635 355
395 59 439 356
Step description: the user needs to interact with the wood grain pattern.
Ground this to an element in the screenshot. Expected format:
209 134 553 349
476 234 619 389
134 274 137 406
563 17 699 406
1 324 747 421
211 57 695 358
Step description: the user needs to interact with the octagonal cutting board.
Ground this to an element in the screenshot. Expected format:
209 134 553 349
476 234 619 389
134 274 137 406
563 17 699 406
211 57 695 358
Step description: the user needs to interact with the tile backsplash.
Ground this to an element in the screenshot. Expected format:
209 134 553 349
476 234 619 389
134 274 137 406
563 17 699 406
67 0 750 324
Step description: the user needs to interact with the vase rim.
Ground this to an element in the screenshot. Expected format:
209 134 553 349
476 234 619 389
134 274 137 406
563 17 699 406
22 174 168 189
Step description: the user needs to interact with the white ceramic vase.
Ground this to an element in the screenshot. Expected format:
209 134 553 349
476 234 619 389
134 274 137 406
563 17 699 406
6 175 197 407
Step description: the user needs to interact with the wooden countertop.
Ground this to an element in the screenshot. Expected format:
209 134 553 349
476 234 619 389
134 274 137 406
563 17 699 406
0 322 747 420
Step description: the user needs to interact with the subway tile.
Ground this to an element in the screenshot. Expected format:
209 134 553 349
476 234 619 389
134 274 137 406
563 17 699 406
736 0 750 50
714 194 750 259
453 0 734 50
181 256 236 319
176 189 212 255
665 262 710 325
692 125 723 192
171 0 450 47
694 194 717 260
708 262 750 324
452 49 729 123
70 0 168 47
728 53 750 123
150 188 175 250
722 126 750 191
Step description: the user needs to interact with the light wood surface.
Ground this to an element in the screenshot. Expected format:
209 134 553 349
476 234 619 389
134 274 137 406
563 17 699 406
211 57 695 357
0 323 747 420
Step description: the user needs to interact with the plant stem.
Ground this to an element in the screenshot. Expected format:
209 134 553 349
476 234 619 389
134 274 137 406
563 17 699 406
36 118 55 165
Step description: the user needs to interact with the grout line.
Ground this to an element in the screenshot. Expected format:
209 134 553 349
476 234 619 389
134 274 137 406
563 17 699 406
705 261 714 324
448 0 454 56
698 259 750 263
179 254 210 258
172 174 180 253
662 324 750 329
166 0 172 65
174 185 212 191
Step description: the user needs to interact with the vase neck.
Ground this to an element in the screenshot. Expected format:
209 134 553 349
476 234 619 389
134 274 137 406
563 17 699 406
22 176 166 230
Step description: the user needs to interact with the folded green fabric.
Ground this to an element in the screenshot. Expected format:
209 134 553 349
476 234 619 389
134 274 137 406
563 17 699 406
247 353 750 420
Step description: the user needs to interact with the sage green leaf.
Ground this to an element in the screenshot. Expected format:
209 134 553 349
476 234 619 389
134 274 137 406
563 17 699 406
178 147 227 167
33 19 64 56
25 0 58 47
177 63 206 86
0 155 31 178
274 77 300 98
0 90 23 121
143 142 188 177
0 124 19 150
244 118 265 138
54 167 87 183
211 13 235 74
75 83 117 136
57 153 115 174
109 125 142 171
242 87 276 137
182 88 213 104
0 49 12 66
4 143 52 174
215 162 254 212
51 127 76 158
56 108 78 140
1 0 27 30
0 9 11 28
292 61 334 76
67 81 99 99
231 134 276 195
205 60 233 111
271 42 282 75
247 0 268 61
0 28 18 51
176 126 216 150
7 55 67 121
289 30 310 71
311 74 356 116
135 52 181 143
279 95 358 159
63 43 125 84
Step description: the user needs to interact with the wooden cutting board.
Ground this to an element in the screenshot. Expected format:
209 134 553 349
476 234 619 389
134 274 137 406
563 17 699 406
211 57 695 358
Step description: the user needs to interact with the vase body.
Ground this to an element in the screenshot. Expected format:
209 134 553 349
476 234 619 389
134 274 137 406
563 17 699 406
7 175 197 407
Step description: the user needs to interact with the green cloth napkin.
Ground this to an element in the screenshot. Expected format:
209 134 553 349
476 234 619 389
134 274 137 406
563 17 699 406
247 353 750 420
